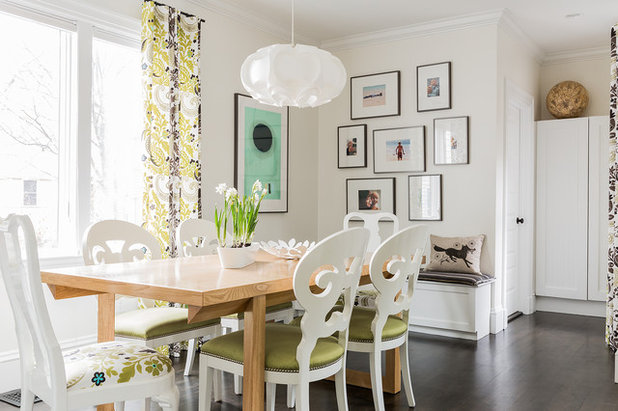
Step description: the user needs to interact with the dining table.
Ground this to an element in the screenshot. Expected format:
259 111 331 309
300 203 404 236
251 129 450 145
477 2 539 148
41 250 402 411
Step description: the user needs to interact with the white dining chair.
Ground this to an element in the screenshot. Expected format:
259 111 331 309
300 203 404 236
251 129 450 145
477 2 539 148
198 227 370 411
347 225 428 411
176 218 295 396
83 219 221 377
343 212 399 253
0 214 179 411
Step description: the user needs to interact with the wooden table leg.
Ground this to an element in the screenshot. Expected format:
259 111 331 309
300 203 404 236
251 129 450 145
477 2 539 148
243 295 266 410
384 347 401 394
97 293 115 411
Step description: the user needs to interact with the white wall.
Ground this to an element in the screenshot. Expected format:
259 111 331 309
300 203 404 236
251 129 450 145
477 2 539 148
540 56 610 120
317 25 499 275
0 0 318 392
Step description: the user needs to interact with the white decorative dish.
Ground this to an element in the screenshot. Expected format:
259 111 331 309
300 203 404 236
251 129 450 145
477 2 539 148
259 239 316 260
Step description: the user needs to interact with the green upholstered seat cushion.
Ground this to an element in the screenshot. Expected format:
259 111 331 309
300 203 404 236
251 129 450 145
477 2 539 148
222 302 293 320
115 307 219 340
290 307 408 343
201 323 344 372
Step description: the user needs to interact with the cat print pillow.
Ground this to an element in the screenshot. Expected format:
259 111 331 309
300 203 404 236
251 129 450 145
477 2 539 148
426 234 485 274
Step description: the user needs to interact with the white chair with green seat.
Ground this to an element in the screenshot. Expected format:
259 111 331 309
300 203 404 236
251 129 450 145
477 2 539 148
0 215 179 411
83 219 222 379
177 218 295 395
198 227 370 411
347 225 428 411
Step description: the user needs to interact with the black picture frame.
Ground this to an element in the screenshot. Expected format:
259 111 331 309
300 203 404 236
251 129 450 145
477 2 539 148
373 126 425 174
234 93 289 213
408 174 442 221
346 177 396 214
350 70 401 120
433 115 469 165
416 61 451 112
337 124 367 169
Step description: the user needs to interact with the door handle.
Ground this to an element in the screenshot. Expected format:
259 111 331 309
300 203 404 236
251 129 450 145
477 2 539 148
516 217 524 224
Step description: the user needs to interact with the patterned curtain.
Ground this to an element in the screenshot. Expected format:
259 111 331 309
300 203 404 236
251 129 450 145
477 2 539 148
608 24 617 349
141 0 202 355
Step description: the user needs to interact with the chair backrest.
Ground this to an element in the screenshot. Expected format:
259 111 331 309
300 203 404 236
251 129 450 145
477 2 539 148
0 215 67 408
176 219 221 257
368 225 428 340
343 212 399 252
293 227 369 373
82 220 162 265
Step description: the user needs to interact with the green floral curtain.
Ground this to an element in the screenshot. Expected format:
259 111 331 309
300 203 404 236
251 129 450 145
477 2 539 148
141 0 202 355
608 24 617 349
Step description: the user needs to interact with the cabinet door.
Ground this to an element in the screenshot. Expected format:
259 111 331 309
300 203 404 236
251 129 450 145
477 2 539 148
536 118 588 300
588 116 609 301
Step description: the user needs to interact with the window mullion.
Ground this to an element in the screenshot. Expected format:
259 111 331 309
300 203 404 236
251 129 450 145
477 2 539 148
76 21 93 252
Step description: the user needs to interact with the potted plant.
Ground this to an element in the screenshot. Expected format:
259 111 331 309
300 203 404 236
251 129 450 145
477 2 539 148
214 180 267 268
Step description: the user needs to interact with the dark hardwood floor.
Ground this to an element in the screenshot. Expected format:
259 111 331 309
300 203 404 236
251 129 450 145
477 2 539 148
6 312 618 410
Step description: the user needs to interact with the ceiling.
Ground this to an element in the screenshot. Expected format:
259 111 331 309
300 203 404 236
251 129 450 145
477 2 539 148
206 0 618 55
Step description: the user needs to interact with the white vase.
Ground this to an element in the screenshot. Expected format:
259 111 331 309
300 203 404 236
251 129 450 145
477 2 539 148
217 243 260 269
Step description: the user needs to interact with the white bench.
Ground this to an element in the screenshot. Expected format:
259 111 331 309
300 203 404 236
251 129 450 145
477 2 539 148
408 279 494 341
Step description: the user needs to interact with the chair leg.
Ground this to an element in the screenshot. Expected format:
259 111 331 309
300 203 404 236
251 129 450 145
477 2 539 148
266 382 276 411
184 338 197 376
231 321 243 395
400 339 416 407
213 370 222 403
114 401 125 411
156 385 179 411
296 382 310 411
335 366 349 411
199 357 213 411
369 349 385 411
286 384 295 408
20 387 34 411
142 397 151 411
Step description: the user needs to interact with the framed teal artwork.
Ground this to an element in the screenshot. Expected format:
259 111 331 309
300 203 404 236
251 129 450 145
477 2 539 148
234 93 289 213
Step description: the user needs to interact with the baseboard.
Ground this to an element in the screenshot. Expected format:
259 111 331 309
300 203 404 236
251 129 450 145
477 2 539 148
409 325 484 341
490 306 506 334
535 296 605 317
0 334 97 392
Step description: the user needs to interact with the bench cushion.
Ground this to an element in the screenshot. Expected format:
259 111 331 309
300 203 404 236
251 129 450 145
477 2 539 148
419 269 494 286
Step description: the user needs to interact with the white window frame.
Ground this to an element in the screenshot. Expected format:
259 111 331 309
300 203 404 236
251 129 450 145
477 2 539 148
0 0 140 268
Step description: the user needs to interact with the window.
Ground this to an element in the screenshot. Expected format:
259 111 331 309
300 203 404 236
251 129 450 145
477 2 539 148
0 7 141 258
90 35 142 224
23 180 37 206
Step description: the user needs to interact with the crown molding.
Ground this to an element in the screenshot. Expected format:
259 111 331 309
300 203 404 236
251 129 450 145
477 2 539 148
320 10 505 51
497 10 544 64
188 0 318 45
542 45 609 65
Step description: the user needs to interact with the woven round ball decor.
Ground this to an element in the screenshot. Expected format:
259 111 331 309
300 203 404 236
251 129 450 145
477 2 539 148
546 81 589 119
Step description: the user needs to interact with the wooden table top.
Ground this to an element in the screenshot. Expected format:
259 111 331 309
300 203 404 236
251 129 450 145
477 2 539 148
40 251 301 307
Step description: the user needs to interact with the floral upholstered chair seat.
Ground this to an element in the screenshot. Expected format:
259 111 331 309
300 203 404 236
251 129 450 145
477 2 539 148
64 342 173 391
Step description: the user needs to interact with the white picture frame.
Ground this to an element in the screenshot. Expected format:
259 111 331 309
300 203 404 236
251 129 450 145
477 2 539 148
434 116 469 165
408 174 442 221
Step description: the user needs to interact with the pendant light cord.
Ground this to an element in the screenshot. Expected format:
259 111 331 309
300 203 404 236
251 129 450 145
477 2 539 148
291 0 296 46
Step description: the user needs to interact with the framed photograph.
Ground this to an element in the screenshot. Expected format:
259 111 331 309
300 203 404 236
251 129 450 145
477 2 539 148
338 124 367 168
373 126 425 173
346 177 396 214
434 116 469 165
408 174 442 221
416 62 451 112
350 71 400 120
234 93 289 213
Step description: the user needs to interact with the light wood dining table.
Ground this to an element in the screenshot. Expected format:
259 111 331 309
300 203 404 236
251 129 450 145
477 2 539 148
41 250 401 410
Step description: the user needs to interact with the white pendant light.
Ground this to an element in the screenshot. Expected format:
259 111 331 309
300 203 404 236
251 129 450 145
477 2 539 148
240 0 346 108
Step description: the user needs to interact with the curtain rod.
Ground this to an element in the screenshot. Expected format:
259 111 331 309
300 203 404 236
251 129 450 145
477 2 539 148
144 0 206 23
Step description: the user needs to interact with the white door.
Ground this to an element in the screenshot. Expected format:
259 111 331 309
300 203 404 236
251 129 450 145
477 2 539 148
588 116 609 301
504 82 535 316
536 118 589 300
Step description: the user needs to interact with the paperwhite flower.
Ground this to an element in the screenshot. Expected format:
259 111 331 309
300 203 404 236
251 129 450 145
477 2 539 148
225 187 238 201
215 183 228 195
252 180 263 194
262 188 268 196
